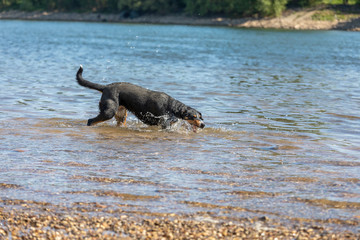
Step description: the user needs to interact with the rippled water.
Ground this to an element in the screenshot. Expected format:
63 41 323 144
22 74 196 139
0 20 359 231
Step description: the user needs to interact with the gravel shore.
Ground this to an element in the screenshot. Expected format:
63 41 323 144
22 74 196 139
0 199 359 239
1 8 360 31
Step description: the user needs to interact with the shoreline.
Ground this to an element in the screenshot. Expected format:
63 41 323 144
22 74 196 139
1 199 359 239
1 9 360 31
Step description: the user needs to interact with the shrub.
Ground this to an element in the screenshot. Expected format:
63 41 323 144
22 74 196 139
20 0 34 11
256 0 288 17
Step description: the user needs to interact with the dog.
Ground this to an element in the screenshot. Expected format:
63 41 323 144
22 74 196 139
76 66 205 130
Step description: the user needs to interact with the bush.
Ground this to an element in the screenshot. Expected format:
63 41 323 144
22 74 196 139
184 0 287 17
20 0 34 11
256 0 288 17
287 0 322 7
0 0 317 17
117 0 183 14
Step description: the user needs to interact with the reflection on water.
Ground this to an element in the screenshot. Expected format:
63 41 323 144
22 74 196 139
1 117 359 231
0 20 359 232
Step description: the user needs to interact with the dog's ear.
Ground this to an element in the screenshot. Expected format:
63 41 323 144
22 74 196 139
179 107 188 118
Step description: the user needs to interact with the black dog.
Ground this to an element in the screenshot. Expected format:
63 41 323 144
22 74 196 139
76 66 205 130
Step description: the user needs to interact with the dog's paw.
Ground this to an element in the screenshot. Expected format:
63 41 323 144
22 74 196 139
87 119 93 126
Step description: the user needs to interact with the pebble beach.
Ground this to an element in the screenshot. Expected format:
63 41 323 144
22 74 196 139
1 199 359 239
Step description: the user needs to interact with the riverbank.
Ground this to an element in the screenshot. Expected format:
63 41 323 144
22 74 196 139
1 6 360 30
0 199 359 239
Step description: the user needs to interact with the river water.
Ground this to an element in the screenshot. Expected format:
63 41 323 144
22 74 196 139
0 20 359 231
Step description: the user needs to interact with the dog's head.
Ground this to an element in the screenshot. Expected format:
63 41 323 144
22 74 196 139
183 108 205 129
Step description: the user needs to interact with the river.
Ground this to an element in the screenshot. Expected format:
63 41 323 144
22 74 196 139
0 20 359 232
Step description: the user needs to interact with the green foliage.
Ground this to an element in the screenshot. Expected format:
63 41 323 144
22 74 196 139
19 0 34 11
301 0 322 6
312 9 360 21
287 0 322 7
256 0 288 17
184 0 260 17
322 0 357 4
2 0 357 16
312 10 337 20
117 0 183 14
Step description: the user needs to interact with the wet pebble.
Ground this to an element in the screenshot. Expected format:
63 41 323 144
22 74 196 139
0 202 359 239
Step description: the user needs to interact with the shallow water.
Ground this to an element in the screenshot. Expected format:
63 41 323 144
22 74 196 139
0 20 359 231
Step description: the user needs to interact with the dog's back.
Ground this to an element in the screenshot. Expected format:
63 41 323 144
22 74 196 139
110 83 174 122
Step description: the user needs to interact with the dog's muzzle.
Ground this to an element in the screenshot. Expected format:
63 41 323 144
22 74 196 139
186 119 205 129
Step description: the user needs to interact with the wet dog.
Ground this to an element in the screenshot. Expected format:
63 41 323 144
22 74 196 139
76 66 205 130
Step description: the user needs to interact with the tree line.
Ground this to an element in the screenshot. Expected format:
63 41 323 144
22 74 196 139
1 0 359 17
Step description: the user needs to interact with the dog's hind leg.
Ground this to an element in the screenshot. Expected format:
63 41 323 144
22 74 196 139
87 99 117 126
115 106 127 126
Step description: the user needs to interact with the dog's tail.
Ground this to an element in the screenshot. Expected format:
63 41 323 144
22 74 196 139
76 65 106 92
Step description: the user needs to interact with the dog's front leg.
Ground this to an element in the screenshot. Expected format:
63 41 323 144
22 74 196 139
115 106 127 126
162 115 179 129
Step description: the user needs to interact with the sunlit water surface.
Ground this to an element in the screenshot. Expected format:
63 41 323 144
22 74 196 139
0 20 359 231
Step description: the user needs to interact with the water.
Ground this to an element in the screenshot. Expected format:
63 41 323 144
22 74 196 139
1 20 359 231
